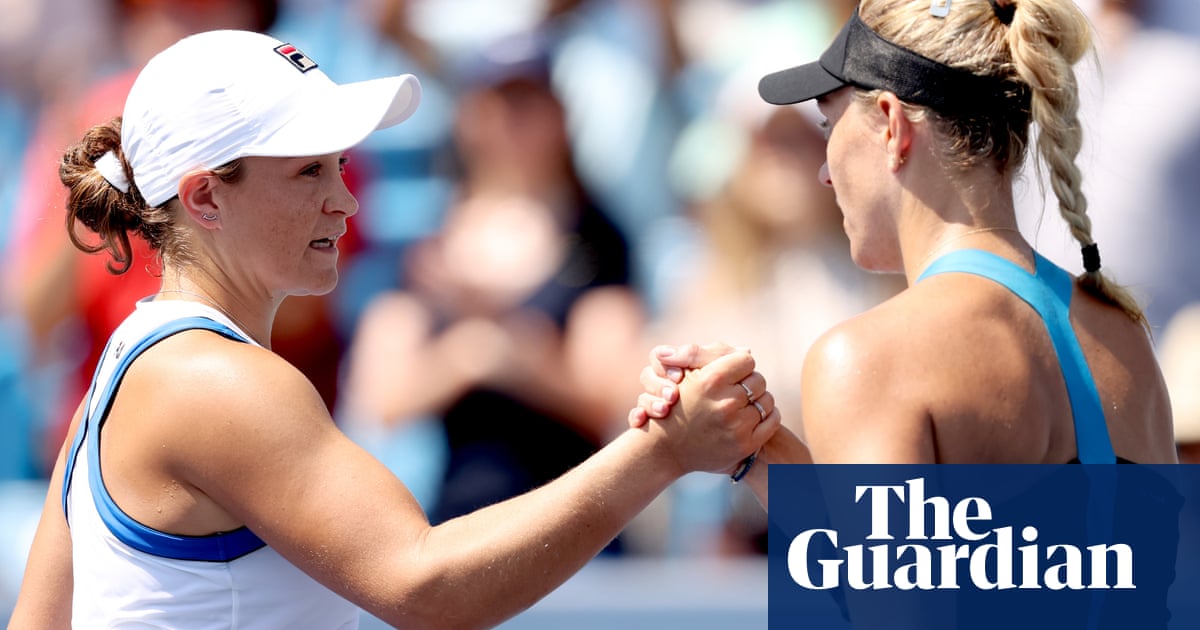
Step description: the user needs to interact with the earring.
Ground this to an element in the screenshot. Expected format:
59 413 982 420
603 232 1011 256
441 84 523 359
201 213 218 221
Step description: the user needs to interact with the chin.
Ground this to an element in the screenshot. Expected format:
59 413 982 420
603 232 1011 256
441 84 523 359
290 273 340 297
849 241 902 275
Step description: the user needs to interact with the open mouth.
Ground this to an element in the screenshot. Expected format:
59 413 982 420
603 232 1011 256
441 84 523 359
310 233 343 250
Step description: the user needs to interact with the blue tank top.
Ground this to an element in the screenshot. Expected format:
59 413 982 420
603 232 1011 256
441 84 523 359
917 249 1118 464
911 252 1173 630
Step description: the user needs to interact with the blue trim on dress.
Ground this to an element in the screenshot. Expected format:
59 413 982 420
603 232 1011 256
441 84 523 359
72 316 268 562
62 336 113 521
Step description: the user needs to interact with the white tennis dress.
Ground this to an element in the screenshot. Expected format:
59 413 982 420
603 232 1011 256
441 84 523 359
63 298 360 629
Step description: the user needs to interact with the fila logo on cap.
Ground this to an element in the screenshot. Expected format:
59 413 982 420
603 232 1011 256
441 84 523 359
274 44 318 73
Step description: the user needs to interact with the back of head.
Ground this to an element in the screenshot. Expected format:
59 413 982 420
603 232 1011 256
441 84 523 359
857 0 1089 172
758 0 1147 329
861 0 1145 328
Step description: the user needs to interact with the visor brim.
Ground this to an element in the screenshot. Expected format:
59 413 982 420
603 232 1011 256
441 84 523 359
758 61 847 106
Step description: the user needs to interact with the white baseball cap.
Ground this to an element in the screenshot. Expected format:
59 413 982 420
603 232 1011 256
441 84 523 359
119 29 421 207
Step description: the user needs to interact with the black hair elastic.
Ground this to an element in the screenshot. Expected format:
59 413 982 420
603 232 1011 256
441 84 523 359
989 0 1016 25
1081 242 1102 273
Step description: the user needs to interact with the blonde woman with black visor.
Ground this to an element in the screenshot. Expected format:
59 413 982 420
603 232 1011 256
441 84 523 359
632 5 1180 627
634 0 1178 487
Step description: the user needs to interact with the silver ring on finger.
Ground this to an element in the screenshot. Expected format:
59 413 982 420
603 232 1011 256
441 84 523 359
753 400 766 422
738 380 754 403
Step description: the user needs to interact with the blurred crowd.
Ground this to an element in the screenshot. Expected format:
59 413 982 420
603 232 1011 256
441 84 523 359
2 0 1200 576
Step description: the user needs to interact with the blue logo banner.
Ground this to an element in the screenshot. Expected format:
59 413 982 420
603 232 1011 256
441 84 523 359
767 465 1200 629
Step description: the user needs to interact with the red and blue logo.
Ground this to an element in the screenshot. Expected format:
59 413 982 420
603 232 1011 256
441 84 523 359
274 43 318 73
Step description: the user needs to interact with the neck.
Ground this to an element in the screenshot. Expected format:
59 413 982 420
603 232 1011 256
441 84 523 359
904 224 1025 284
155 275 275 348
895 166 1024 283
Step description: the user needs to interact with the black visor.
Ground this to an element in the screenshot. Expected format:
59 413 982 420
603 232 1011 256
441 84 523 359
758 8 1026 114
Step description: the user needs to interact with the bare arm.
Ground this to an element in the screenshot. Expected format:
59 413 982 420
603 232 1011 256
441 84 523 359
7 402 83 629
158 338 774 629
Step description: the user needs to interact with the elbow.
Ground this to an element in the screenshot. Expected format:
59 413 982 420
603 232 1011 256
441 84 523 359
368 570 528 630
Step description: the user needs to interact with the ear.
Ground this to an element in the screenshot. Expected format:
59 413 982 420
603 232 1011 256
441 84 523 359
177 170 222 229
876 92 913 172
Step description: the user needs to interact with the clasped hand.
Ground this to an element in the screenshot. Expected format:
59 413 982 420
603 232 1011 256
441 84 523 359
629 343 780 475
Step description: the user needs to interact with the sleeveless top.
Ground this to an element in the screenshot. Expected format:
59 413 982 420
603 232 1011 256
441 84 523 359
62 298 360 629
836 251 1178 629
917 249 1119 464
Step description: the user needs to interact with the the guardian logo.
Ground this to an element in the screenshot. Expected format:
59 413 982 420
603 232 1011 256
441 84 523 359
787 478 1134 591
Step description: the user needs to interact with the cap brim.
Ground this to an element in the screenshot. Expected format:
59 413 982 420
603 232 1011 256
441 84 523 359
758 61 846 106
246 74 422 158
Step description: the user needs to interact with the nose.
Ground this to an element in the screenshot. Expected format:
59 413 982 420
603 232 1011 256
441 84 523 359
327 179 359 217
818 163 833 188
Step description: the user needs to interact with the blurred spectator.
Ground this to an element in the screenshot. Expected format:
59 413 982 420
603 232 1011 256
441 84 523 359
0 0 111 122
1141 0 1200 37
347 0 691 297
1159 303 1200 464
337 36 646 539
483 0 691 296
1014 0 1200 338
0 0 114 481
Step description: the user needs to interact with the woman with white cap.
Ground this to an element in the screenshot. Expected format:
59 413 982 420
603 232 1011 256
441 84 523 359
633 0 1178 497
8 29 778 629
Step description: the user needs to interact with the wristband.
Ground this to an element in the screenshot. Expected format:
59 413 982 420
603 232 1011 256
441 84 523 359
730 450 759 484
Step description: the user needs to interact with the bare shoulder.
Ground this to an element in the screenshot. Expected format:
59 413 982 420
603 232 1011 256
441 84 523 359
802 284 967 386
112 326 438 609
122 328 337 475
801 272 1175 464
135 328 326 422
1071 290 1176 462
798 277 1045 463
96 326 351 538
799 292 939 463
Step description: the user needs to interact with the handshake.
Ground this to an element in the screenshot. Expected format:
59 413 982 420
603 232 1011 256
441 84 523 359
624 342 792 508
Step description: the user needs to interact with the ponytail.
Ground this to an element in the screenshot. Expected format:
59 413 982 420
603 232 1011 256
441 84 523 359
59 117 183 274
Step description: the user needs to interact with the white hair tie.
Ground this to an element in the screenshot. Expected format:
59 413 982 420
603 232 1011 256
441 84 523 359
95 151 131 193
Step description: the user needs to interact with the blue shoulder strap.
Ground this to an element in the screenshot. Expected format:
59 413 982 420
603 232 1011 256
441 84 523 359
917 249 1116 464
62 316 268 562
